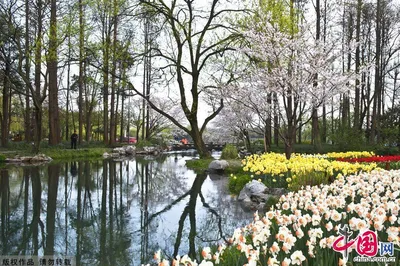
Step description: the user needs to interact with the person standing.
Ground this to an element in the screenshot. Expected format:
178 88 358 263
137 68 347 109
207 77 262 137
71 130 78 149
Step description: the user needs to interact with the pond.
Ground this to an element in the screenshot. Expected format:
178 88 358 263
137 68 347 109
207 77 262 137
0 153 253 265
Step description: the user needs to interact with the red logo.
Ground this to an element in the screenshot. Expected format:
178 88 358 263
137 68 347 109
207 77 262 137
333 225 378 260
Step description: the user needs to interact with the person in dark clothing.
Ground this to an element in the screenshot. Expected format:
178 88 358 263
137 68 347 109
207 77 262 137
71 130 78 149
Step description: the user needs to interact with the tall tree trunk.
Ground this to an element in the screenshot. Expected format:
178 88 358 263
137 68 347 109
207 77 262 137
321 0 327 143
33 0 43 153
265 93 272 152
312 0 322 152
78 0 84 145
101 1 111 144
142 15 150 141
284 0 296 159
103 38 110 144
370 0 381 144
354 0 362 130
66 32 71 141
273 92 279 146
145 23 151 140
190 122 210 159
343 10 353 129
120 94 125 142
1 62 10 147
109 0 118 145
85 62 92 142
48 0 60 145
24 0 31 142
393 69 399 108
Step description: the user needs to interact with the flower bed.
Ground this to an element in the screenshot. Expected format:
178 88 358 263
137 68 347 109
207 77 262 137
337 155 400 163
151 170 400 266
239 153 379 190
325 151 375 159
337 155 400 170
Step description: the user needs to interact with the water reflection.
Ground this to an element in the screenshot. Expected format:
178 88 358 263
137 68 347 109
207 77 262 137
0 155 252 265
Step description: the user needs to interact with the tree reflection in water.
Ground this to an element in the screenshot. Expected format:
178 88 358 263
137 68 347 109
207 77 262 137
0 155 252 265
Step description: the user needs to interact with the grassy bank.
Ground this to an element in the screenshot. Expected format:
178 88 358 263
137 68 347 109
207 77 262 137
0 141 112 161
185 158 243 174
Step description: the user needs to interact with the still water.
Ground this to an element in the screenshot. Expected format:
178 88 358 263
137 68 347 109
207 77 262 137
0 153 253 265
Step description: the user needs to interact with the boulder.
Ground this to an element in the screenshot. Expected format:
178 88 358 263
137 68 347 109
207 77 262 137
238 180 269 202
208 160 229 173
30 154 52 162
125 146 136 155
6 154 52 164
143 146 156 153
20 156 33 162
103 152 111 158
238 180 288 211
5 158 22 163
113 147 125 155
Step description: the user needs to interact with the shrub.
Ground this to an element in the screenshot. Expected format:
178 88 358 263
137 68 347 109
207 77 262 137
228 173 252 195
220 144 238 159
135 140 153 149
185 159 214 173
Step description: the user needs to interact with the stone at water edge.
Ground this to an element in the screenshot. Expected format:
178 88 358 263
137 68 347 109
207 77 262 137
30 154 53 162
208 160 229 172
125 146 136 155
238 180 288 211
238 180 269 202
20 156 33 162
113 147 126 155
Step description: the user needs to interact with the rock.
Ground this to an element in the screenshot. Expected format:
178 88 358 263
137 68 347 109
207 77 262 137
208 160 229 173
6 154 51 164
113 147 125 155
238 180 288 211
20 156 33 162
111 153 120 158
238 180 268 201
125 146 136 155
143 146 156 153
30 154 52 162
103 152 110 158
5 158 22 163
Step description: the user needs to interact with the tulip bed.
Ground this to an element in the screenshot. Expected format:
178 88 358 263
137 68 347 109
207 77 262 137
233 152 379 191
150 169 400 266
336 155 400 170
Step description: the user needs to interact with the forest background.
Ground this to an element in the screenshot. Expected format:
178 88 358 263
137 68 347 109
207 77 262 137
0 0 399 158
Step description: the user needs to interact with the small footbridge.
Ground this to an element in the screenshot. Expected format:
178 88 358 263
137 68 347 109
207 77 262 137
169 143 226 151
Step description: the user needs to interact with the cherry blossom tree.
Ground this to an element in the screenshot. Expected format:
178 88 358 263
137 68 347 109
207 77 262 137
211 102 256 151
234 12 359 158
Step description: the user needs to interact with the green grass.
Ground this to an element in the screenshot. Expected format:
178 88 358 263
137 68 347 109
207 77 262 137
45 147 110 160
185 158 244 174
0 141 111 161
185 158 214 173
